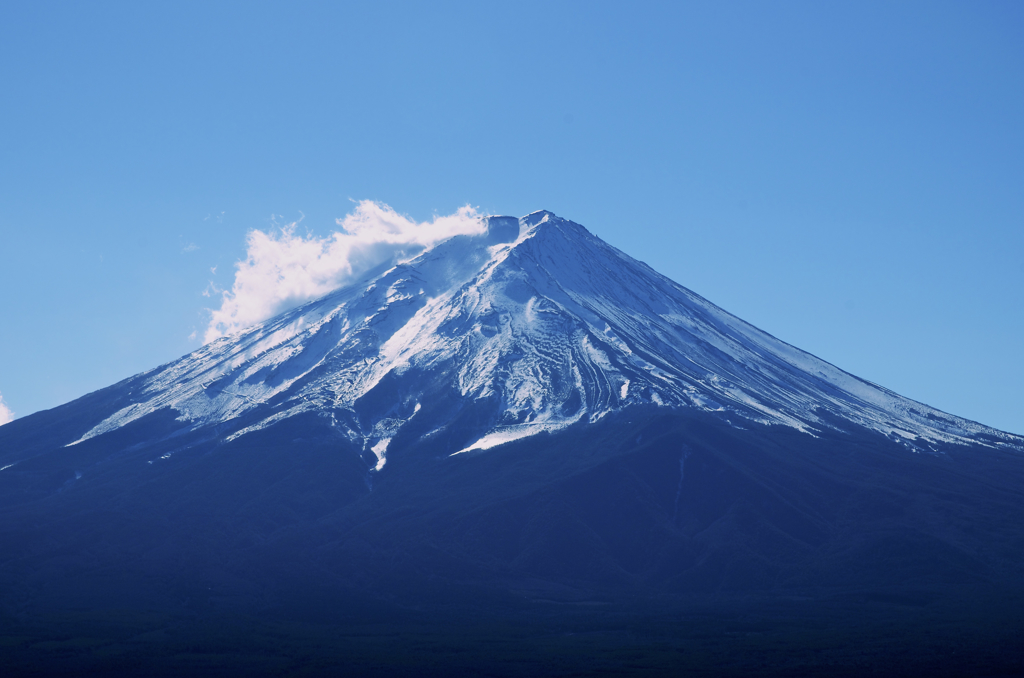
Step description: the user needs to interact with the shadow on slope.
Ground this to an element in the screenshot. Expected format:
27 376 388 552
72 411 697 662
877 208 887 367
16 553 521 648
3 405 1024 674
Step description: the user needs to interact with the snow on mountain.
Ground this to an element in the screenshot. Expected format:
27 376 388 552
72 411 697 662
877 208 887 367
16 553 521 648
69 211 1022 466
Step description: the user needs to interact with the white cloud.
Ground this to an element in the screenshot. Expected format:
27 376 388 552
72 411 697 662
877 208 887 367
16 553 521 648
0 392 15 426
203 200 485 343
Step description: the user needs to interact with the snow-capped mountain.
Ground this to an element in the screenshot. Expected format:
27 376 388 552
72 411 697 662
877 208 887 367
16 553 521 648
69 210 1021 467
7 210 1024 674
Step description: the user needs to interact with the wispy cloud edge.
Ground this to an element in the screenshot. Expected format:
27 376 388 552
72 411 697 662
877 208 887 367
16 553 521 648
0 391 15 426
202 200 485 343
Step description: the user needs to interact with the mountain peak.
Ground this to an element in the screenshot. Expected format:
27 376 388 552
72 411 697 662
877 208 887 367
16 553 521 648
481 215 520 244
521 209 557 226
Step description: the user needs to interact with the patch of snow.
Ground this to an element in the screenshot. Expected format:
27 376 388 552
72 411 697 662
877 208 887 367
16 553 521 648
371 438 390 471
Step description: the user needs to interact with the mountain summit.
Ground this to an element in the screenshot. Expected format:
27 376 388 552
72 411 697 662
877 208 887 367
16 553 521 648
67 210 1021 467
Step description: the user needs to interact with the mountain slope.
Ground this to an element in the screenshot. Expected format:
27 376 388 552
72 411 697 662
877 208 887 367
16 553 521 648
53 210 1020 471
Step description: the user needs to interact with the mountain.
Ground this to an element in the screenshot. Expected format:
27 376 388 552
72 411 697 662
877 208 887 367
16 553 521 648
2 211 1023 677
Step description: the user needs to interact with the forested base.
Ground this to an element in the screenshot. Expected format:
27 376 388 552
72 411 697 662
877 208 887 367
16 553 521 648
3 593 1024 677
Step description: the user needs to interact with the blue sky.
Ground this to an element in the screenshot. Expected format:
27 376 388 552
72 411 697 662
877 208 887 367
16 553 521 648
0 1 1021 434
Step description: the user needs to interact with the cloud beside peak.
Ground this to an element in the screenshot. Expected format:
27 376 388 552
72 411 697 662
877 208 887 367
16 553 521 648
203 201 486 343
0 392 14 426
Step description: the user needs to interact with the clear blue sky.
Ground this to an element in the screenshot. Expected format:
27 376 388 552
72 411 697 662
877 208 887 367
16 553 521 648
1 1 1021 434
